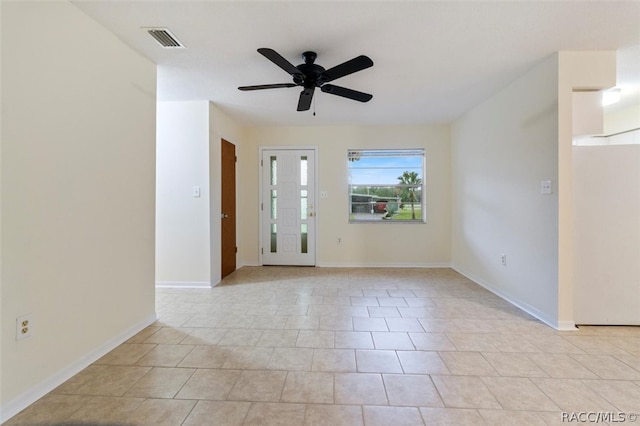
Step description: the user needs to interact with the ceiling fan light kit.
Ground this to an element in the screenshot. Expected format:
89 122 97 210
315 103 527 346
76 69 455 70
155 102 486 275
238 48 374 112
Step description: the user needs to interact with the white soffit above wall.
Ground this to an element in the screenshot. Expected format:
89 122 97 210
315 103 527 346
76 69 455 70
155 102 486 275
72 1 640 127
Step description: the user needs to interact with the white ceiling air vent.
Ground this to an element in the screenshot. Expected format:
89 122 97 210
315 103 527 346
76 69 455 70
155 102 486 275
146 28 185 48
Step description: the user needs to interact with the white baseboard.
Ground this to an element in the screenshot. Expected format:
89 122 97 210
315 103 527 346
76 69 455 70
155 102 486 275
451 264 567 330
0 313 157 424
557 321 578 331
240 262 451 269
155 281 211 288
316 262 452 268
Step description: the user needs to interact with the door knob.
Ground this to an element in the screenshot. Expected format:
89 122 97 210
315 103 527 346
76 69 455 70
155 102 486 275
221 213 228 218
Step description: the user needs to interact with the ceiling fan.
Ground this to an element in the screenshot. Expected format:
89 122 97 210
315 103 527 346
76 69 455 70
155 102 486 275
238 48 374 112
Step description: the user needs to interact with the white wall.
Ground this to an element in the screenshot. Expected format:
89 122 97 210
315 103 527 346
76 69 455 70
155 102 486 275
572 91 604 136
0 1 4 410
451 55 560 327
452 51 617 329
156 101 244 287
573 145 640 324
1 1 156 420
573 103 640 146
605 103 640 135
557 51 617 327
239 125 451 267
156 101 211 286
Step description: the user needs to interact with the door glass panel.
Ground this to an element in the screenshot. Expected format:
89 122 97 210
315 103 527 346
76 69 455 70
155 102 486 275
270 190 277 219
270 156 277 185
301 224 308 254
300 156 308 186
270 224 277 253
300 189 308 219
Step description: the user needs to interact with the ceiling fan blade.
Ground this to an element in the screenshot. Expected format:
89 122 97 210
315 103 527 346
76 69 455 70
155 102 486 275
320 84 372 102
297 87 315 111
258 48 303 77
321 55 373 83
238 83 297 91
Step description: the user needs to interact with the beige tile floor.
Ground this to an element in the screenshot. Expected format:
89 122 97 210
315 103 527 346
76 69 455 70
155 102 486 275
6 267 640 425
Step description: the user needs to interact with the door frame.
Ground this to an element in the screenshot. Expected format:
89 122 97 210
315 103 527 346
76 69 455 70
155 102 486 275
258 145 318 266
220 138 236 279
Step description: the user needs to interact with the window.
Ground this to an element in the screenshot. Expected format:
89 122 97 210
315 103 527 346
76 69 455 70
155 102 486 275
348 149 425 223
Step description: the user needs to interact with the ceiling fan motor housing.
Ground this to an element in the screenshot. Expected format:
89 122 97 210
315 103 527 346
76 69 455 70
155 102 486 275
296 51 325 87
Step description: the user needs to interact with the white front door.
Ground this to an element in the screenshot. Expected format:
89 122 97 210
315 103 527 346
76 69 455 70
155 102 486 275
261 149 316 266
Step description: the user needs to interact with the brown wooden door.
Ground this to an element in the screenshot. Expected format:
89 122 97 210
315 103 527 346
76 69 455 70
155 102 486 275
221 139 236 279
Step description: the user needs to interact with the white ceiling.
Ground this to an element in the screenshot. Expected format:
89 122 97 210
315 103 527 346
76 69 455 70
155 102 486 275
73 1 640 127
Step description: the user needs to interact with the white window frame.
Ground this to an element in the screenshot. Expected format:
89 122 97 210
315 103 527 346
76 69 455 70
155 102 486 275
348 148 425 223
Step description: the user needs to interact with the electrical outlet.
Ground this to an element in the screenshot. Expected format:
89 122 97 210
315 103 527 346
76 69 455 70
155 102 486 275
540 180 552 194
16 314 32 341
337 237 342 245
501 254 507 266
